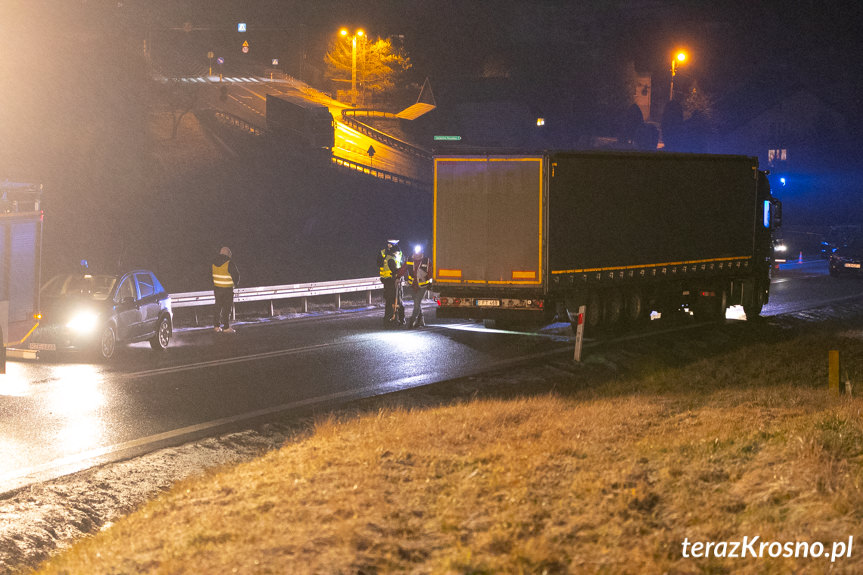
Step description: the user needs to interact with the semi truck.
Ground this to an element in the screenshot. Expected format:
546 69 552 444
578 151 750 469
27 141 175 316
433 151 781 331
1 182 43 368
266 94 335 153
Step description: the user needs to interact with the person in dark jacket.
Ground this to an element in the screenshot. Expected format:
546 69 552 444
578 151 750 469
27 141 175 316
212 246 240 333
377 239 405 326
406 244 433 328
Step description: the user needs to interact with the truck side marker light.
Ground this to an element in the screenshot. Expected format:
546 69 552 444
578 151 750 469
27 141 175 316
512 270 537 280
438 269 462 278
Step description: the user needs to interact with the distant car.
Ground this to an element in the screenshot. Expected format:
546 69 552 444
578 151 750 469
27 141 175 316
821 225 861 258
27 269 173 360
828 239 863 277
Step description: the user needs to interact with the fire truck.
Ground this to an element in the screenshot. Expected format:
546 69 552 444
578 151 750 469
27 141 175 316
1 182 43 370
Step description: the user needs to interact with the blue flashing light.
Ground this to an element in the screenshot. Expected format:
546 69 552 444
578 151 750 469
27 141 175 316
763 200 771 228
780 177 786 186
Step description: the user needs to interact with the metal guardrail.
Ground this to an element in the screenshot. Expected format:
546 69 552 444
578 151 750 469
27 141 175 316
341 109 432 160
171 276 384 321
212 110 264 136
330 156 430 190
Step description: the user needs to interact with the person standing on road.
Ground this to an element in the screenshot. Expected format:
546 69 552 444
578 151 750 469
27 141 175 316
406 244 432 328
212 246 240 333
377 239 405 326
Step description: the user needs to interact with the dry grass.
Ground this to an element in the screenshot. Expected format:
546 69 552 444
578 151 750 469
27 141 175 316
34 325 863 574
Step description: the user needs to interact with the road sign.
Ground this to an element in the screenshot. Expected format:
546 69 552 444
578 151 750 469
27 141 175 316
208 51 214 59
434 135 461 141
272 59 279 66
238 23 247 32
367 145 376 158
217 57 224 65
242 40 249 54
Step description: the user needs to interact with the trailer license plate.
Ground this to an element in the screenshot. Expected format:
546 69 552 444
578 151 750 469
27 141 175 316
476 299 500 307
29 342 56 351
845 263 861 269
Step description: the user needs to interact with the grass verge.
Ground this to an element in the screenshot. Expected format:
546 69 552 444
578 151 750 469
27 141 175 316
33 320 863 574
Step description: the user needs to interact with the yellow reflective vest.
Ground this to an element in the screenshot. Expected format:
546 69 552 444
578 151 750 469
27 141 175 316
379 249 403 279
212 261 234 288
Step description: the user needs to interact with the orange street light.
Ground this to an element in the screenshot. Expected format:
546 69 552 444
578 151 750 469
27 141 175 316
339 28 365 106
670 51 687 101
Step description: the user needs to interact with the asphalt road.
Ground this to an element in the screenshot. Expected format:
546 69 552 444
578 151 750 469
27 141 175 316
1 257 859 495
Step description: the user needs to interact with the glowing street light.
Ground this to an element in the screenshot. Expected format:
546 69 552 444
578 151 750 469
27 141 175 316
339 28 365 106
670 51 687 101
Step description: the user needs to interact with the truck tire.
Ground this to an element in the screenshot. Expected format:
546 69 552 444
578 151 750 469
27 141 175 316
603 289 623 327
623 289 647 325
585 291 603 334
743 282 765 319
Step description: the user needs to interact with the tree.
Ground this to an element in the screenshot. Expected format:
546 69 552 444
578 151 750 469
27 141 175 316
158 81 202 140
324 35 411 107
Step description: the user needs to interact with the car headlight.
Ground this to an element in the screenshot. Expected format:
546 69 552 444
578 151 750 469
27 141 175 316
66 311 100 333
774 244 787 252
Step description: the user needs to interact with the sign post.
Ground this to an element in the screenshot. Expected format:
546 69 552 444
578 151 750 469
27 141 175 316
574 305 586 362
829 350 840 396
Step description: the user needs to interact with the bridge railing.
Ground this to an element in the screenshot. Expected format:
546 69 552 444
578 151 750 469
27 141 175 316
341 109 432 160
330 156 429 190
171 276 384 324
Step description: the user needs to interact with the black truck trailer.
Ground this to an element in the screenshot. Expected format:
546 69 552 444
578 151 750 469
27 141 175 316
265 94 335 153
433 151 781 331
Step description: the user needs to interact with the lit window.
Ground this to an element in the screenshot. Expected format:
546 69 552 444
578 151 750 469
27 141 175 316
767 149 787 165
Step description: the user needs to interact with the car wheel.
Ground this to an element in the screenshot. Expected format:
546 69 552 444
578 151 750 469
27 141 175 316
99 325 117 361
150 315 172 351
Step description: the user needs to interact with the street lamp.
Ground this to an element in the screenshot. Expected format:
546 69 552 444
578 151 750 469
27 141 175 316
339 28 364 106
670 51 687 101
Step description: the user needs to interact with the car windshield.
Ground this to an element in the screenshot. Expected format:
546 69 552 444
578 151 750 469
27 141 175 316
41 274 117 301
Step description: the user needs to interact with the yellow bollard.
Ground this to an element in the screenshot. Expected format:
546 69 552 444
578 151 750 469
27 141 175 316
829 350 840 396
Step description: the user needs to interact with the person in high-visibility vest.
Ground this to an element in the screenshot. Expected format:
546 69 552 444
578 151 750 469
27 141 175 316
406 244 433 328
212 246 240 333
377 239 405 326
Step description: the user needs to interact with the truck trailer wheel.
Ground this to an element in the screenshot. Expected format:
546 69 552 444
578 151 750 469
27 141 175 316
603 289 623 328
585 291 603 334
743 282 765 319
623 289 647 325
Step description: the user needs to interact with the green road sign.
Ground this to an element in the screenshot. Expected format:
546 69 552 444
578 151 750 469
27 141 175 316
433 135 462 141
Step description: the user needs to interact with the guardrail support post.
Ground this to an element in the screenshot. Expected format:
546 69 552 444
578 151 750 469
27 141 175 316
302 297 308 313
270 300 274 317
367 290 372 305
336 293 341 309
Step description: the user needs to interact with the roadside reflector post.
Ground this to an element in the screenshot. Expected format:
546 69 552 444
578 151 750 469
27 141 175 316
829 350 840 396
574 305 586 362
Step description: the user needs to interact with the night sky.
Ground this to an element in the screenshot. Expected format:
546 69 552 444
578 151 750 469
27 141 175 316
1 0 861 286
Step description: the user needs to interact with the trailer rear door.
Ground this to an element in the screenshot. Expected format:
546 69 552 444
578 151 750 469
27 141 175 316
434 156 544 287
